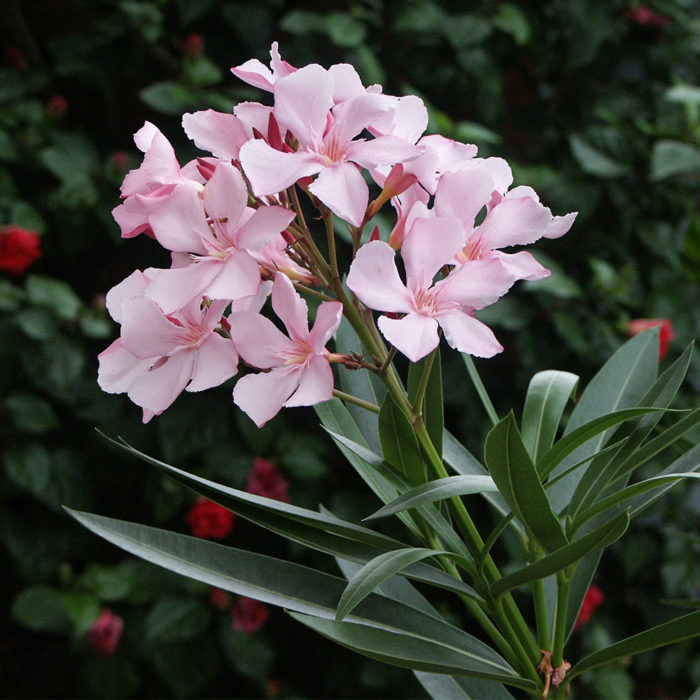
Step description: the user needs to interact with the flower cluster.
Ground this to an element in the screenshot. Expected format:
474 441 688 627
98 43 575 426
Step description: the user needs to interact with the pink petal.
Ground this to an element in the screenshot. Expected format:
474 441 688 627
231 58 275 91
234 101 273 135
495 251 550 281
377 313 439 362
229 310 294 369
236 205 296 252
203 161 247 230
310 301 343 349
434 169 494 232
408 135 478 194
328 63 367 103
274 65 334 147
437 311 503 358
182 110 251 160
239 139 321 196
120 296 184 358
285 354 334 407
147 184 209 254
204 250 261 302
233 367 300 427
127 351 195 416
402 216 465 292
347 241 413 313
269 42 296 80
370 95 428 144
121 123 181 197
476 195 553 251
271 272 309 340
105 270 148 323
328 93 391 145
544 211 578 239
97 339 152 394
230 280 273 314
144 261 222 315
346 135 423 170
308 162 368 227
436 259 514 311
187 333 239 392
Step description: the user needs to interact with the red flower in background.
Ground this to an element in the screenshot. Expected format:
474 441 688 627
47 95 68 120
0 225 41 275
575 585 605 630
182 33 204 57
232 596 269 633
627 318 674 359
628 5 670 29
209 587 232 610
88 608 124 657
246 458 290 503
186 498 235 539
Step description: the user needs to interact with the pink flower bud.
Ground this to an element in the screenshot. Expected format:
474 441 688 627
88 608 124 657
627 318 674 359
186 497 235 539
0 224 41 275
232 596 269 633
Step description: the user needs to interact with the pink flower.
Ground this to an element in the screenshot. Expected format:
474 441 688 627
231 41 296 92
575 585 605 630
230 272 343 427
232 596 269 633
97 270 247 422
246 458 289 502
142 161 295 314
88 608 124 657
240 65 423 226
347 219 516 362
0 225 41 275
209 587 232 609
187 497 235 539
628 318 674 359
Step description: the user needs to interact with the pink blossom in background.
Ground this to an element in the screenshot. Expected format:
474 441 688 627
231 273 342 427
186 498 235 540
347 219 516 362
232 596 269 633
246 458 290 502
628 318 674 359
209 587 233 610
88 608 124 657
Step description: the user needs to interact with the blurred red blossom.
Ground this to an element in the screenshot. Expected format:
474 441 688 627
246 458 290 503
47 95 68 120
182 33 204 57
186 497 235 539
628 5 670 28
575 585 605 630
232 596 269 633
88 608 124 657
209 587 232 610
627 318 674 359
0 225 41 275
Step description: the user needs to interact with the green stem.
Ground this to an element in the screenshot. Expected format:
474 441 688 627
533 571 551 651
332 389 380 414
411 348 437 418
323 208 339 279
462 354 499 426
552 572 571 667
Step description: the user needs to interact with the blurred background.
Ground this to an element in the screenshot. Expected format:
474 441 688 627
1 0 699 697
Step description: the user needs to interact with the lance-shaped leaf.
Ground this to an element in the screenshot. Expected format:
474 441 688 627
68 509 512 673
288 613 535 690
568 609 700 682
414 671 514 700
336 548 458 621
521 370 579 467
485 412 568 552
408 350 444 457
379 393 427 486
489 510 629 599
366 476 498 521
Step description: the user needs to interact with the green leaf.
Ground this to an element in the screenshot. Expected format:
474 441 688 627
568 610 700 682
408 350 444 457
569 133 630 177
14 308 58 340
379 393 426 486
665 83 700 105
336 548 450 621
145 596 211 642
366 476 498 521
521 370 579 466
493 3 530 45
139 81 197 116
489 511 629 599
289 613 532 690
325 11 367 47
59 592 101 635
5 392 60 433
68 509 513 677
485 413 568 552
414 671 514 700
11 586 71 632
4 443 51 496
25 274 82 321
650 140 700 180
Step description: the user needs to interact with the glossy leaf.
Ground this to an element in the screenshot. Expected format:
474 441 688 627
485 413 568 552
378 393 426 486
366 476 498 521
568 610 700 681
489 511 629 599
414 671 514 700
521 370 578 467
288 613 534 690
408 350 444 457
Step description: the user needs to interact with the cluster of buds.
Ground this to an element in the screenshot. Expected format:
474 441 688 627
98 43 576 426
